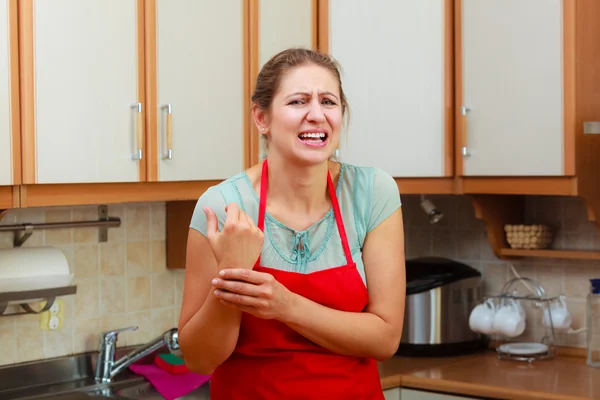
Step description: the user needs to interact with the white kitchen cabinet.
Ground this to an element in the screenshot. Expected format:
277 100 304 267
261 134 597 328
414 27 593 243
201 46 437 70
386 387 496 399
152 0 244 181
255 0 314 161
258 0 313 68
400 388 487 399
459 0 564 176
24 0 141 184
0 0 14 186
383 387 401 400
326 0 452 178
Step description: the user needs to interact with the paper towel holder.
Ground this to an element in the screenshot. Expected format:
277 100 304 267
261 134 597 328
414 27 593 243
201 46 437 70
0 285 77 317
1 205 121 247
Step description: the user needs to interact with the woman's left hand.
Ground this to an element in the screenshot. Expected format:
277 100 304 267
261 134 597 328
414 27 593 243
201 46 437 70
211 269 295 320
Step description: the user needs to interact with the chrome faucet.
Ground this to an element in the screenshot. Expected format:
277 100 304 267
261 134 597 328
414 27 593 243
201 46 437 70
95 326 181 383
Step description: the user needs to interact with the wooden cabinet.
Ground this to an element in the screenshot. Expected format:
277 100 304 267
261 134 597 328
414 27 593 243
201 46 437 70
0 0 19 209
0 0 12 187
455 0 599 201
322 0 453 184
21 0 247 185
457 0 600 261
2 0 598 214
457 0 569 177
146 0 245 182
20 0 143 185
249 0 317 164
15 0 251 207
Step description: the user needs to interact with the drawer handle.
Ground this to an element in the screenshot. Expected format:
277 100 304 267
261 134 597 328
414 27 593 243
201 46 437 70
131 102 143 160
161 104 173 160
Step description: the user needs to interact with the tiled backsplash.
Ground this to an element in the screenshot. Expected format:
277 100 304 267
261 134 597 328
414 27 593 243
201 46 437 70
402 194 600 348
0 203 186 366
0 194 598 367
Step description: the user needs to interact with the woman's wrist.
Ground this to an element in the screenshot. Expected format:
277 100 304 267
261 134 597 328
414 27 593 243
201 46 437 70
278 291 305 325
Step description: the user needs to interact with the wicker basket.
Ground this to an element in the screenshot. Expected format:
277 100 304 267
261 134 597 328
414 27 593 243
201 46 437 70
504 224 553 249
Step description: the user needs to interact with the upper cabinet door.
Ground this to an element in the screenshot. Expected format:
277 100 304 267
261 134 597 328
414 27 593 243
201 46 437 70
149 0 244 182
253 0 315 163
21 0 143 184
459 0 565 176
258 0 314 67
0 0 19 186
327 0 452 178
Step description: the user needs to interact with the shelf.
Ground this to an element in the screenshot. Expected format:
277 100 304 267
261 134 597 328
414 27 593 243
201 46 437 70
499 248 600 261
0 285 77 316
471 194 600 261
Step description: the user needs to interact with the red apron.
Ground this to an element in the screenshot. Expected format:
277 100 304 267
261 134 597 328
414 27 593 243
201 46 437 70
210 160 383 399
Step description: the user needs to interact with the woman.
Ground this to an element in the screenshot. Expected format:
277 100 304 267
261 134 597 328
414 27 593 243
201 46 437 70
178 48 406 399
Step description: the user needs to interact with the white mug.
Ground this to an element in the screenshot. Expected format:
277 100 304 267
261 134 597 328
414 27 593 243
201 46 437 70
542 296 572 331
469 298 496 334
493 300 525 338
510 290 526 321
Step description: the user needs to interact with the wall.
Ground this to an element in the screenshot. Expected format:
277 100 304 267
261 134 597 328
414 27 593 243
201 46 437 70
0 203 186 366
0 194 598 367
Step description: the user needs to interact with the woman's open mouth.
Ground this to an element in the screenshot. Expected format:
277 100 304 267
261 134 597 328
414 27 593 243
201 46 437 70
298 131 328 147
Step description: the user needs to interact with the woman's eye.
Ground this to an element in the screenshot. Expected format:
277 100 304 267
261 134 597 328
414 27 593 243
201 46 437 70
322 99 337 106
289 100 304 105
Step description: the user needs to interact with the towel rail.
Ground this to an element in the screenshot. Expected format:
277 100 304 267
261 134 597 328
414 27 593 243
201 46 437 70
0 205 120 246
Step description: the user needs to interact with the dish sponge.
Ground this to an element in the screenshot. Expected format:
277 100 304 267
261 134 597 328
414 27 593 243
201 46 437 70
154 353 189 375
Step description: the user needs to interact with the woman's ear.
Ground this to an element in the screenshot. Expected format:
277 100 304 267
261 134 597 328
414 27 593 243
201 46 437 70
252 105 269 134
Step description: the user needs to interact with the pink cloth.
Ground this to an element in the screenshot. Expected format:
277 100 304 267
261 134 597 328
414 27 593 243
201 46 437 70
129 363 211 400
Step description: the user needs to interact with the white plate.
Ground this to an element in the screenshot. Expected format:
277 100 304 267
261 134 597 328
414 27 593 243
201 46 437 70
498 342 549 355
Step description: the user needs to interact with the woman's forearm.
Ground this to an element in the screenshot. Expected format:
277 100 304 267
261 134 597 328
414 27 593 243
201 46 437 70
179 291 242 374
280 294 400 361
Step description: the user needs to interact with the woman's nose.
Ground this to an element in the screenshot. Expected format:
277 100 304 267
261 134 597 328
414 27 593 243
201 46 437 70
306 99 326 122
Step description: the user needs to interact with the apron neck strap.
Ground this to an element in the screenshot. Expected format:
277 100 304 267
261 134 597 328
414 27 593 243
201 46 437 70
257 160 269 232
327 171 353 265
257 159 353 265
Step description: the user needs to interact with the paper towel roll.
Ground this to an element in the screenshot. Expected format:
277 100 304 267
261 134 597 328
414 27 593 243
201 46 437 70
0 246 73 292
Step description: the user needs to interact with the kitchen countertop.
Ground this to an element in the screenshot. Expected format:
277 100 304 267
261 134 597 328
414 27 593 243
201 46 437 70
378 350 599 400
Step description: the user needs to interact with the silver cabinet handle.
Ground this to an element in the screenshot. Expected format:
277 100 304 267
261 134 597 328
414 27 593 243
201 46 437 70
131 103 143 160
161 104 173 160
460 106 472 157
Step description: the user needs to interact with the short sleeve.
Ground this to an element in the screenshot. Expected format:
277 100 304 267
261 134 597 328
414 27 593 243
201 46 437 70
366 167 402 233
189 187 228 237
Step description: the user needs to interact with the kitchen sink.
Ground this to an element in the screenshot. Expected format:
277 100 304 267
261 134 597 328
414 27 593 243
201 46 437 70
4 379 211 400
0 351 210 400
106 380 210 400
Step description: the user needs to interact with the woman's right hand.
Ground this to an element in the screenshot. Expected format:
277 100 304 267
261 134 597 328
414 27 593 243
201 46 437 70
203 203 264 271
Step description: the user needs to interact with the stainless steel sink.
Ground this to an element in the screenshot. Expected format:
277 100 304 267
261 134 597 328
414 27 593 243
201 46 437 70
107 380 210 400
0 351 210 400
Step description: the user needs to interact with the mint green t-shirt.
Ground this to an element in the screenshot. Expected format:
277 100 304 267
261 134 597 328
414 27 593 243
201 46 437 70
189 163 402 287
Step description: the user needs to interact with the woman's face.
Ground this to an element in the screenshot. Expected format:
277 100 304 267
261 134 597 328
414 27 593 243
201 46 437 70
262 64 343 166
